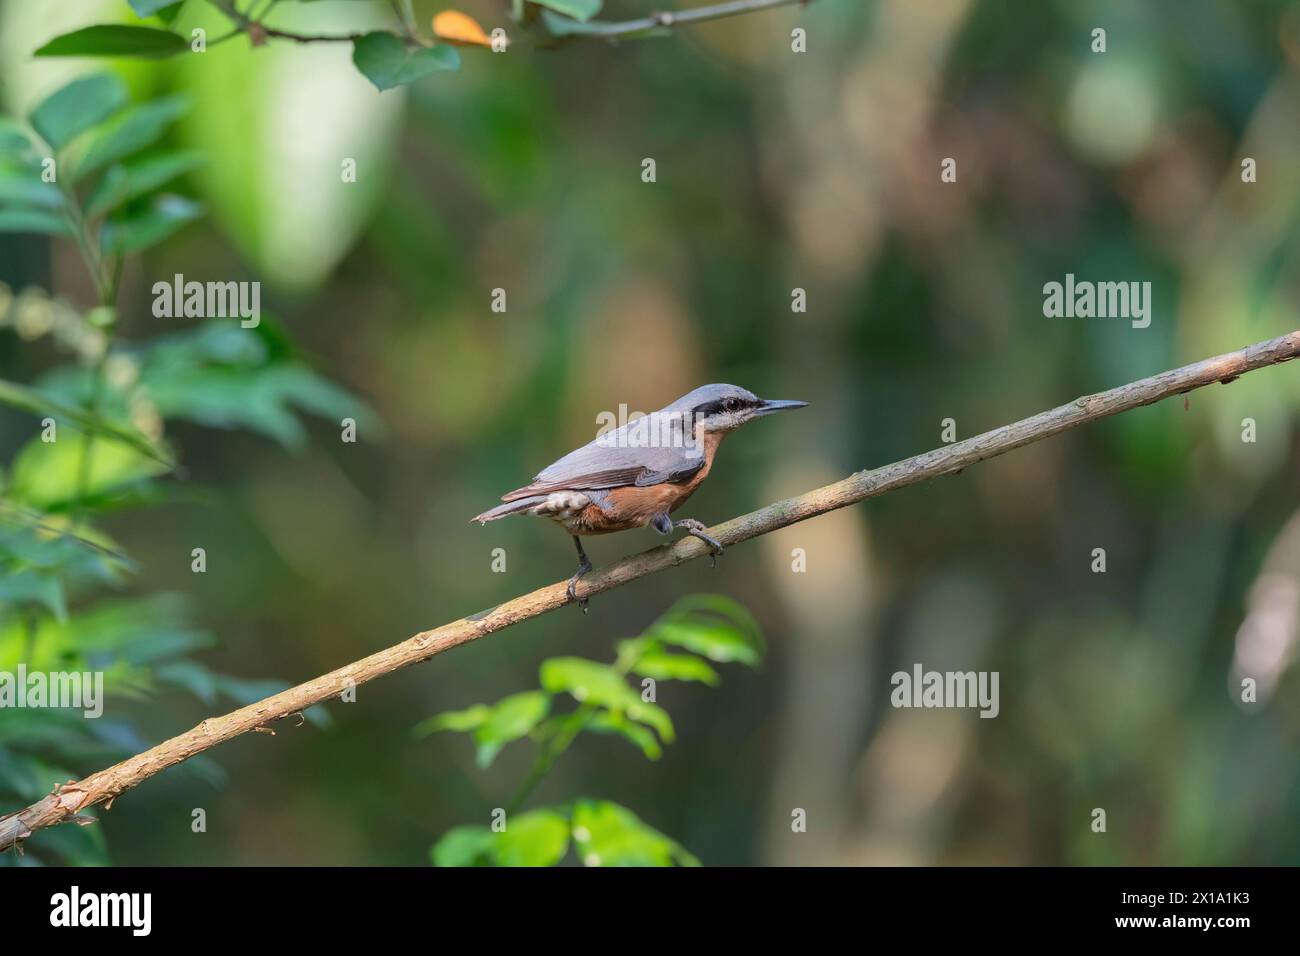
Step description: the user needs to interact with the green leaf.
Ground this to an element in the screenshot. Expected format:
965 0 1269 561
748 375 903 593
351 32 459 92
652 619 761 664
84 150 204 218
494 809 570 866
677 593 764 638
73 96 190 180
0 119 35 157
0 519 131 596
34 25 189 60
650 595 765 665
431 825 495 867
0 208 71 235
153 659 219 704
32 594 212 666
474 690 550 768
0 569 68 621
539 658 674 743
259 365 379 432
100 193 203 253
413 704 490 738
0 377 172 465
586 710 663 760
135 334 381 450
627 647 720 685
0 515 131 578
570 800 699 867
0 163 64 208
531 0 603 23
29 74 128 151
7 430 169 510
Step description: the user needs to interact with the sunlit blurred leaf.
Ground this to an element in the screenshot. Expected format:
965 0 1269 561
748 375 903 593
0 377 172 466
413 703 490 737
7 430 168 510
474 690 550 768
649 594 764 665
570 799 698 867
177 6 407 294
628 648 719 685
586 710 662 760
539 658 674 743
431 825 494 867
495 809 569 866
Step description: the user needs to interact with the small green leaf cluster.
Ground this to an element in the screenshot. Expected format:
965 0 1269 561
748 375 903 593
420 596 762 866
435 799 701 868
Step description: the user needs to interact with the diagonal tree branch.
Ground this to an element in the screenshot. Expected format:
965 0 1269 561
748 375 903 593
2 330 1298 854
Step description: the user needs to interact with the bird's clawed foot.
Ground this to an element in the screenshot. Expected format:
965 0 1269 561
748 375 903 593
568 536 593 613
676 518 724 567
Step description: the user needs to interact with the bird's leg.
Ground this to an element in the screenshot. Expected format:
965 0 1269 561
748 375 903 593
673 518 724 567
567 535 593 612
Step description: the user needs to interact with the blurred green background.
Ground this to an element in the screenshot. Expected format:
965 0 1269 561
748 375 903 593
1 0 1299 865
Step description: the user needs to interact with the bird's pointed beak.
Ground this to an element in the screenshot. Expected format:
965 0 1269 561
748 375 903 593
754 398 809 417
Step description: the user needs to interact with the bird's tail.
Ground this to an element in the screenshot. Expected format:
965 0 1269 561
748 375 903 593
471 495 547 524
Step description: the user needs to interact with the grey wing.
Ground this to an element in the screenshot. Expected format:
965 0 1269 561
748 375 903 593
502 413 703 500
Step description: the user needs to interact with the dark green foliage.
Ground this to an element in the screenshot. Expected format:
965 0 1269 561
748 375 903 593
0 73 363 865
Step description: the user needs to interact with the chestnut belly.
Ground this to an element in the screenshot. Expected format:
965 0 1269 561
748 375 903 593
549 484 700 535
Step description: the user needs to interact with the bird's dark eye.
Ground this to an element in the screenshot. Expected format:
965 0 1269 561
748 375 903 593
724 398 739 411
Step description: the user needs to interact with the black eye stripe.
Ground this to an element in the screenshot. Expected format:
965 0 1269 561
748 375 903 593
694 397 753 416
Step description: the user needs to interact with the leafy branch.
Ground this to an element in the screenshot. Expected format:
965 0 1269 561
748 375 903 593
2 329 1297 854
420 595 760 865
32 0 812 92
0 72 372 863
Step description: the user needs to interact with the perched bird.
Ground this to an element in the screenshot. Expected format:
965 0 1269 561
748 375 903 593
473 384 807 608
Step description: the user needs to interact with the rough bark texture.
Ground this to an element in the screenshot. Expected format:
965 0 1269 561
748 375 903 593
2 330 1297 853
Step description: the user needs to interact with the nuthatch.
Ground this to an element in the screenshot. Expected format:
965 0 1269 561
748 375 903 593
473 384 808 609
